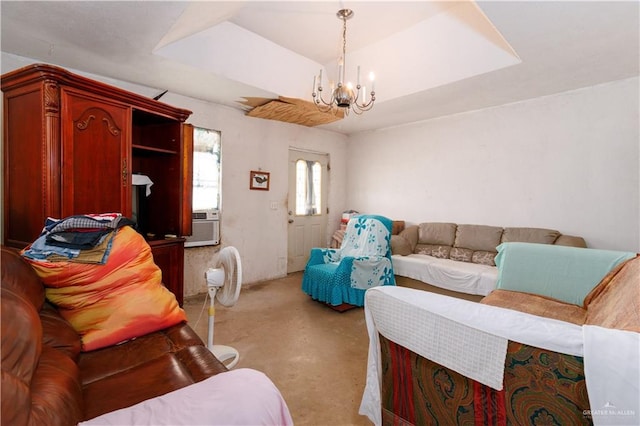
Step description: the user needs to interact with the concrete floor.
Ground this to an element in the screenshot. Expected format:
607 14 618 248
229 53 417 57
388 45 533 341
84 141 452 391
183 273 482 425
183 271 372 426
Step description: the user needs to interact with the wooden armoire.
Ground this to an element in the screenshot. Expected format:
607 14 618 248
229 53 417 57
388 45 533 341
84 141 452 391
2 63 193 305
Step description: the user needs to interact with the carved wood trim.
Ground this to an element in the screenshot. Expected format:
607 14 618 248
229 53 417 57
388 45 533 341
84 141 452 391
75 107 121 136
43 80 61 219
2 63 191 122
43 80 59 114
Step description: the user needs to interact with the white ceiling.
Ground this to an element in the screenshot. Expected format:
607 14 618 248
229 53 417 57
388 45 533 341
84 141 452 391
1 1 638 135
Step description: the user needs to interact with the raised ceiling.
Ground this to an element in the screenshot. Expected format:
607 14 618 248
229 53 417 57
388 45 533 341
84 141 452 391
1 1 638 135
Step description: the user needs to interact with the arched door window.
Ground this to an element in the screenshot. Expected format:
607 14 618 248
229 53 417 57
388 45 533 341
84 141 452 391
295 159 322 216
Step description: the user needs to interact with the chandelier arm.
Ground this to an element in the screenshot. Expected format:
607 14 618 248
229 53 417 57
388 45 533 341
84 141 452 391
354 103 374 114
314 101 334 114
313 87 335 107
313 88 339 113
352 84 360 104
354 97 375 110
353 90 375 109
353 95 375 113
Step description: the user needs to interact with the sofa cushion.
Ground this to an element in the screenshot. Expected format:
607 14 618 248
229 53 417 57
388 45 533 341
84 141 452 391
415 244 451 259
471 251 497 266
584 255 639 332
502 227 560 244
454 225 503 252
481 289 587 325
418 223 457 246
79 322 228 420
555 235 588 248
450 247 472 262
390 235 413 256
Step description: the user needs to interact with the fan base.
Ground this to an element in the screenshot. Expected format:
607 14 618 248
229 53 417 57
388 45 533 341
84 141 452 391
211 344 240 369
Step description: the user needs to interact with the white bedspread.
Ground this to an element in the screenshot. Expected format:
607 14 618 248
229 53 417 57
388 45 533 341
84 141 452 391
359 286 584 426
392 254 498 296
81 368 293 426
583 325 640 426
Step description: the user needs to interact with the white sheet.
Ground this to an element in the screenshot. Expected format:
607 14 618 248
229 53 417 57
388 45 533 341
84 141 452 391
132 174 154 196
81 368 293 426
583 325 640 426
359 286 584 426
365 286 508 390
392 254 498 295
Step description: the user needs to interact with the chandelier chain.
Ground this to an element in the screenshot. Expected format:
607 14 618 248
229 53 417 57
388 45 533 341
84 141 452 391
342 14 347 74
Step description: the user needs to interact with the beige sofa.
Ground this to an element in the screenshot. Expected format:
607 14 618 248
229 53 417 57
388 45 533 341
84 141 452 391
391 223 586 295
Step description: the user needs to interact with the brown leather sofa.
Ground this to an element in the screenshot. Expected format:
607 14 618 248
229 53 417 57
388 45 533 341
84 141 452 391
1 246 228 425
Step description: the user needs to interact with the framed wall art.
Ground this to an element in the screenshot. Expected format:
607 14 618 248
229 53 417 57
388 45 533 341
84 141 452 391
250 170 270 191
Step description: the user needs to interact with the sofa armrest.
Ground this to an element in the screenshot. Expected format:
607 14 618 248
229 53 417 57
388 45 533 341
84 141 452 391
365 286 584 358
306 247 340 266
396 225 418 253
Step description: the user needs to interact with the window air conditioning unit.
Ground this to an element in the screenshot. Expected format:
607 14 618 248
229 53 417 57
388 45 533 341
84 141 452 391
185 210 220 247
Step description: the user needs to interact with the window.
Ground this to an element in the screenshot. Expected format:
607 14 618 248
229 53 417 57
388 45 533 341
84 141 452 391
295 159 322 215
192 127 221 211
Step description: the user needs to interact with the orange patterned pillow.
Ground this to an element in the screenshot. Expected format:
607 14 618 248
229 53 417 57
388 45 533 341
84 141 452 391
23 226 186 351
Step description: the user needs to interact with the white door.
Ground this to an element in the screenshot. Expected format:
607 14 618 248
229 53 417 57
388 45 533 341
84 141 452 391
287 149 329 273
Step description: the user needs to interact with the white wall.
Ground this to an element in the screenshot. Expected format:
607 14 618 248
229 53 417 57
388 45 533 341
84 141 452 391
347 77 640 251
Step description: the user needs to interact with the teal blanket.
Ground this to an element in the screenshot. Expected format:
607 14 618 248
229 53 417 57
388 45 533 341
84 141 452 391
495 242 636 306
302 215 395 307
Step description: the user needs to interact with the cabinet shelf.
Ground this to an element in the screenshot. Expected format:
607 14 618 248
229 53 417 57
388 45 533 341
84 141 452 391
132 144 178 155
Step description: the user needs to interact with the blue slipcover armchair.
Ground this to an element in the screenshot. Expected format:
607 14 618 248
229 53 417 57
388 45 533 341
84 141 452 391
302 215 396 309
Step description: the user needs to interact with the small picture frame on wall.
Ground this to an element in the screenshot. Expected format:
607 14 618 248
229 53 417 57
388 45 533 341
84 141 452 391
250 170 270 191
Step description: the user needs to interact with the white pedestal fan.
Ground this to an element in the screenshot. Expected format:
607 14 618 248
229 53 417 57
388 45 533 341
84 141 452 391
205 246 242 369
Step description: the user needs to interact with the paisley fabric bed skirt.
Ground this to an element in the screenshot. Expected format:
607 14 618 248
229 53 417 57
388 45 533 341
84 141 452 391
379 335 592 425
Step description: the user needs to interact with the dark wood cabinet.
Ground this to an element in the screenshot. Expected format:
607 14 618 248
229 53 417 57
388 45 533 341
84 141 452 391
148 238 185 307
61 87 131 217
2 63 193 303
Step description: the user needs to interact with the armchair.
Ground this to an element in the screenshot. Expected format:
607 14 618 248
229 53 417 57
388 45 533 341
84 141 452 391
302 215 396 310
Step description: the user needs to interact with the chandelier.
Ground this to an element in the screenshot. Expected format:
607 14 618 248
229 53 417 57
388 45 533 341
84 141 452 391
312 9 375 116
